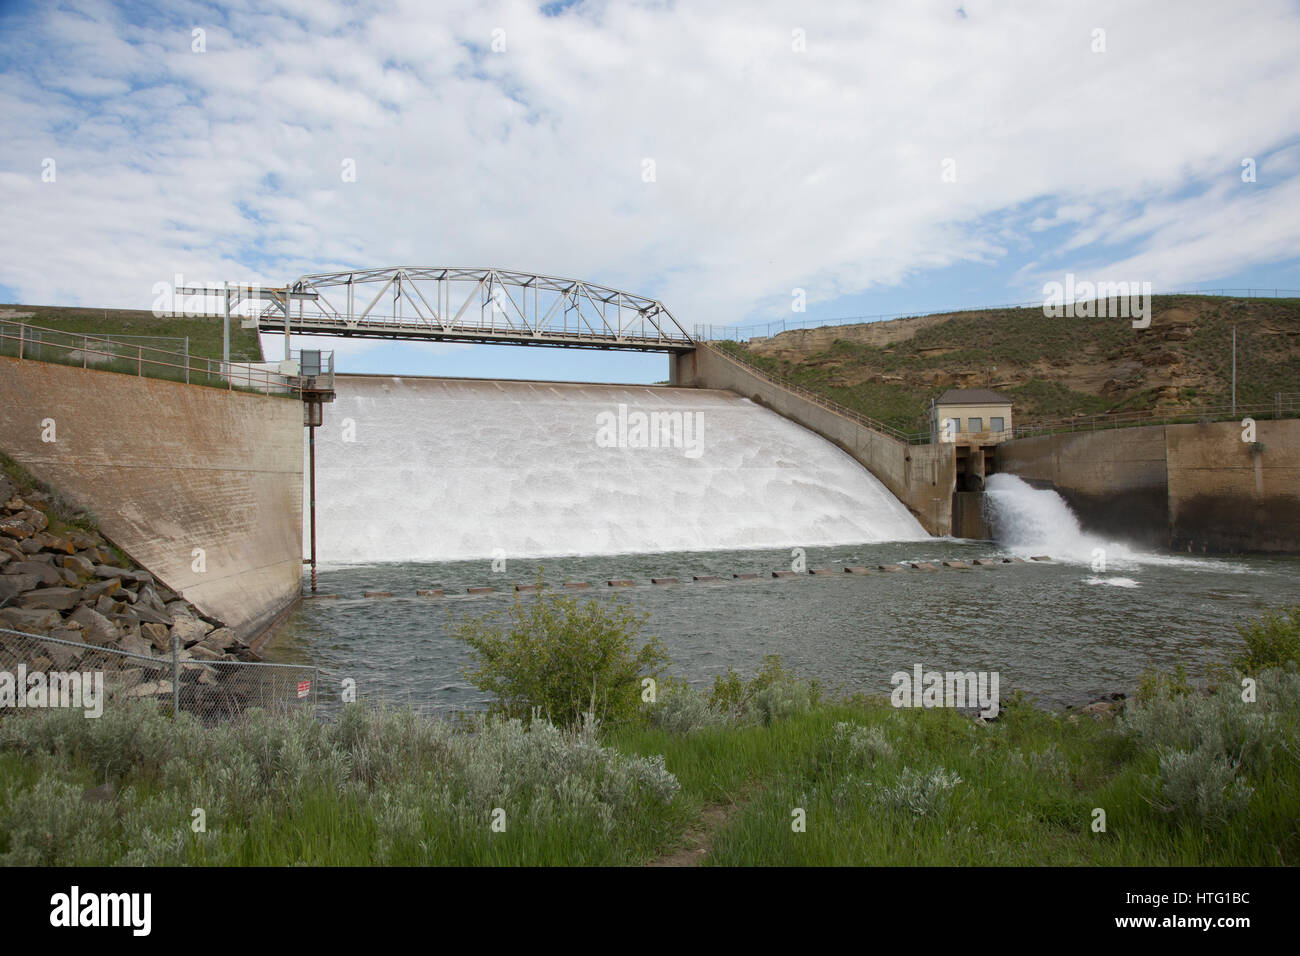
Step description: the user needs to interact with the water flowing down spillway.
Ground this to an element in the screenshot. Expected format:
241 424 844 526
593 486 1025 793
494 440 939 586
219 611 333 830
983 472 1235 573
306 376 928 563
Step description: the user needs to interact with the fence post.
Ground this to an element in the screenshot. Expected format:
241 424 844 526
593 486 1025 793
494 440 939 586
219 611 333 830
83 336 88 369
138 344 142 376
172 634 180 720
17 322 23 360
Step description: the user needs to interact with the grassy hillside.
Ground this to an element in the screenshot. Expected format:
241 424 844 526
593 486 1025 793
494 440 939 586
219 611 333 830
0 303 263 364
718 295 1300 433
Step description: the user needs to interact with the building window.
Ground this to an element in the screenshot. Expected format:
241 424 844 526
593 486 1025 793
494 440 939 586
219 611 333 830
990 416 1005 432
969 417 982 433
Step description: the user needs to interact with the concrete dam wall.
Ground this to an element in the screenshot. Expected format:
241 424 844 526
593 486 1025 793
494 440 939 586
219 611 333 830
671 345 956 535
0 356 304 638
996 419 1300 553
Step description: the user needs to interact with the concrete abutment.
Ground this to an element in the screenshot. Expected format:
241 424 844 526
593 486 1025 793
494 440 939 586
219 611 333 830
0 356 304 641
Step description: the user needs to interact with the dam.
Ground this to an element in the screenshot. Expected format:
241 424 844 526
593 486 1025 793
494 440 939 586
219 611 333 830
307 375 928 563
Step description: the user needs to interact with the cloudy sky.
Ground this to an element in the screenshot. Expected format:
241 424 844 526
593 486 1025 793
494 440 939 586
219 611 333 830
2 0 1298 382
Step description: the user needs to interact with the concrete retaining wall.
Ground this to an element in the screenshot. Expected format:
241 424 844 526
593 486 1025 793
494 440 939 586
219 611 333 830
1166 419 1300 553
997 420 1300 553
994 425 1171 548
0 356 303 638
672 347 956 534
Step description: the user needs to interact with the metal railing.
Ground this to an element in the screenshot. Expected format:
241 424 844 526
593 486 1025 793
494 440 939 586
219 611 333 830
0 317 317 397
701 341 929 444
696 288 1300 343
0 627 318 725
1011 395 1300 439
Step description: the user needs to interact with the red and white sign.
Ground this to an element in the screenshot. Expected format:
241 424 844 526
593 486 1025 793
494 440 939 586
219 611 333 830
297 680 311 699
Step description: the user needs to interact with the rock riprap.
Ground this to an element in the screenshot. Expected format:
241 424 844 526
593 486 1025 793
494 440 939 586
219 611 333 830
0 488 255 666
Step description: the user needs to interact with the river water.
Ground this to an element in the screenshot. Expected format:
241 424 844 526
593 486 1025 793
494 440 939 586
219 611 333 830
266 378 1300 712
267 532 1300 712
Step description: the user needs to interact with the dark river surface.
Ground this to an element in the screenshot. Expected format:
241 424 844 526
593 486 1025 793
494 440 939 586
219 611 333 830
264 537 1300 713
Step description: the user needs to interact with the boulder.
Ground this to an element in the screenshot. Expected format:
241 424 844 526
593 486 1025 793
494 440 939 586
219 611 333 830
85 577 124 600
67 606 119 646
20 509 49 532
137 585 167 613
187 643 223 662
107 609 140 629
20 533 55 554
164 600 195 622
200 627 238 652
131 603 171 626
60 554 96 579
43 630 86 668
0 573 40 602
169 616 211 647
5 561 62 586
181 662 218 685
141 622 171 652
66 530 103 550
18 586 83 611
117 630 154 658
39 535 75 555
126 680 173 698
0 516 35 539
0 606 63 632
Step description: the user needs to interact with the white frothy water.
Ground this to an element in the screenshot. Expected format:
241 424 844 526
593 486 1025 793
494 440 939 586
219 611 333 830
307 376 928 562
984 472 1239 573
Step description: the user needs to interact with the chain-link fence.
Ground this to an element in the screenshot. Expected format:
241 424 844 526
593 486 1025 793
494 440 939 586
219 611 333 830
0 627 318 725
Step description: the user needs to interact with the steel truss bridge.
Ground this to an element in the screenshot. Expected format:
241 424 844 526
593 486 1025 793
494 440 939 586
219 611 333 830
225 267 693 353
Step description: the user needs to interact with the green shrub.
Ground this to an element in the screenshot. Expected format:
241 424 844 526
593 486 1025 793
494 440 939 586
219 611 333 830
1232 606 1300 673
708 655 820 726
1155 740 1253 825
832 721 894 766
0 702 680 865
1136 662 1192 703
646 680 727 734
877 766 962 817
454 583 669 728
1119 667 1300 828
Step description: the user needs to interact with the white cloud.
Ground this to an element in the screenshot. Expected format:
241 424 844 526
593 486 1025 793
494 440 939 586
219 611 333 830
0 0 1298 324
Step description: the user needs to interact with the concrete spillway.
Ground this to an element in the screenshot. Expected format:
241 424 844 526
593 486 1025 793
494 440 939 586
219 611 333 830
307 376 928 563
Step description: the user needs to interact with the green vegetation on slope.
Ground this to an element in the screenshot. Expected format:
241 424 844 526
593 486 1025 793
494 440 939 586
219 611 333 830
720 295 1300 432
0 303 263 364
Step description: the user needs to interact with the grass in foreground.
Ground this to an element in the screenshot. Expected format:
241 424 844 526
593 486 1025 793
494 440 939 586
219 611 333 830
1 663 1297 866
3 597 1298 866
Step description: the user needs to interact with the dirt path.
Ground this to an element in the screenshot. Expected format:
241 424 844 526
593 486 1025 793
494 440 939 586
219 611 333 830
646 802 737 867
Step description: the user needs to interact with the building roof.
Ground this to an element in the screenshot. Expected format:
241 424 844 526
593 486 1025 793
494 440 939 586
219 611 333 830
934 388 1012 405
